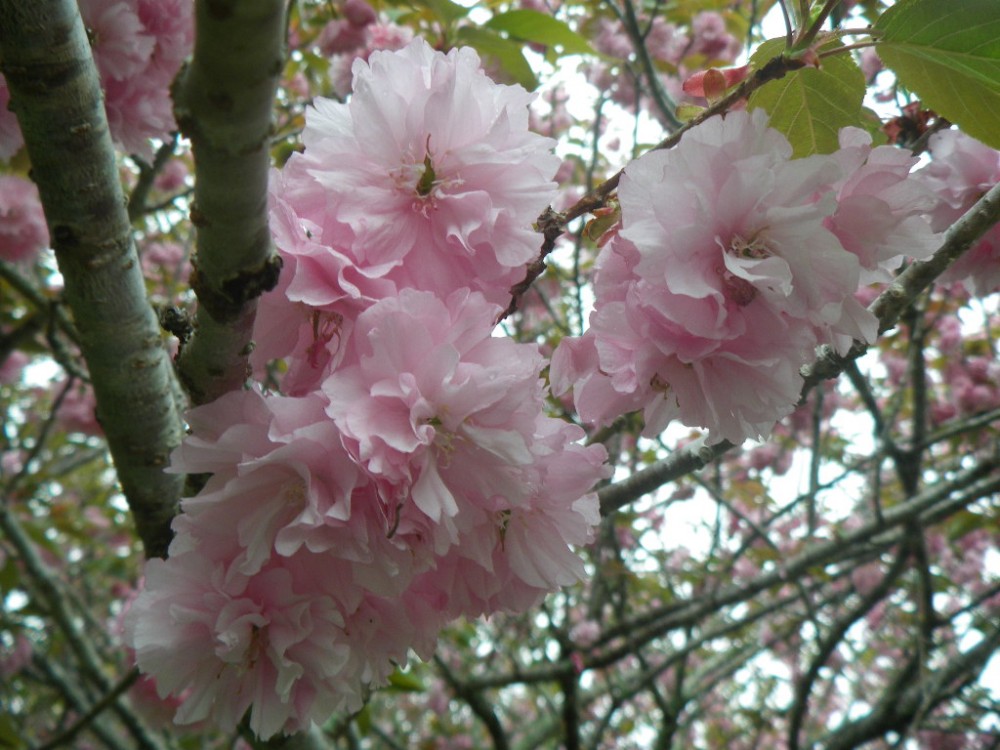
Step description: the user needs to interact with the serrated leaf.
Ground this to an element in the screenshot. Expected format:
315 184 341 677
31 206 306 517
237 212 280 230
485 10 596 56
455 26 538 90
874 0 1000 149
747 39 866 157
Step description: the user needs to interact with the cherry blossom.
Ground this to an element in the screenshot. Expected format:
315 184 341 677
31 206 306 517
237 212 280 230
0 1 192 160
286 38 559 306
552 110 878 444
88 0 193 159
327 21 415 96
0 175 48 264
128 549 360 738
826 127 938 281
132 286 607 736
323 289 550 549
688 11 742 62
917 129 1000 295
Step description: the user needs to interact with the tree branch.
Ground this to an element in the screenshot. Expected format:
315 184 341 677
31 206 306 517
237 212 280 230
466 460 1000 690
598 180 1000 516
0 0 185 558
173 0 287 405
802 179 1000 389
598 440 734 515
435 655 511 750
821 622 1000 750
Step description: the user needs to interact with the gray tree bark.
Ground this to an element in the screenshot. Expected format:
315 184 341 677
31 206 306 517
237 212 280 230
173 0 287 405
0 0 184 559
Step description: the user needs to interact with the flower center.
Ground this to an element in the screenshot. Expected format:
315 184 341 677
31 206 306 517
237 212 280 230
282 477 308 508
729 232 771 259
717 232 772 307
423 415 457 466
306 310 343 368
415 150 437 197
388 135 465 217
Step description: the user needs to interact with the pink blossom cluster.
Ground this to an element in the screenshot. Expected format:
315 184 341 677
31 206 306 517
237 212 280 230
255 37 563 393
552 110 937 444
0 175 49 264
127 40 607 738
916 129 1000 295
583 11 742 116
0 0 192 162
315 0 415 98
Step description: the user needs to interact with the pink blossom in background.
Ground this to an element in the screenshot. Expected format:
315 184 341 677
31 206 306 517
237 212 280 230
141 240 190 293
570 620 601 647
688 12 741 63
1 1 192 160
858 47 883 83
552 110 879 444
850 561 884 597
76 0 193 159
0 175 49 264
100 64 178 160
341 0 377 28
295 38 559 305
0 633 32 679
590 18 633 59
327 21 415 96
0 77 25 161
0 350 29 385
317 18 369 57
55 380 104 437
826 127 938 281
153 158 188 193
645 17 689 66
917 129 1000 295
137 0 194 75
84 0 156 81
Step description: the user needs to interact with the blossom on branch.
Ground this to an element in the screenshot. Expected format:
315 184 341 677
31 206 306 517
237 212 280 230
0 0 193 161
256 38 561 392
281 38 559 306
128 40 607 738
917 129 1000 295
826 127 938 281
553 110 883 444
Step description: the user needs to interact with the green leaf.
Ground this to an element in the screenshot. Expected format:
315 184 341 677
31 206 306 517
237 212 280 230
402 0 468 25
0 714 24 749
455 26 539 90
874 0 1000 149
387 668 426 692
485 10 596 56
858 105 889 147
747 39 866 157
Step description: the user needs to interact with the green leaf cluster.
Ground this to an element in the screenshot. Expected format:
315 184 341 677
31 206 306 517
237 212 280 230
874 0 1000 149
